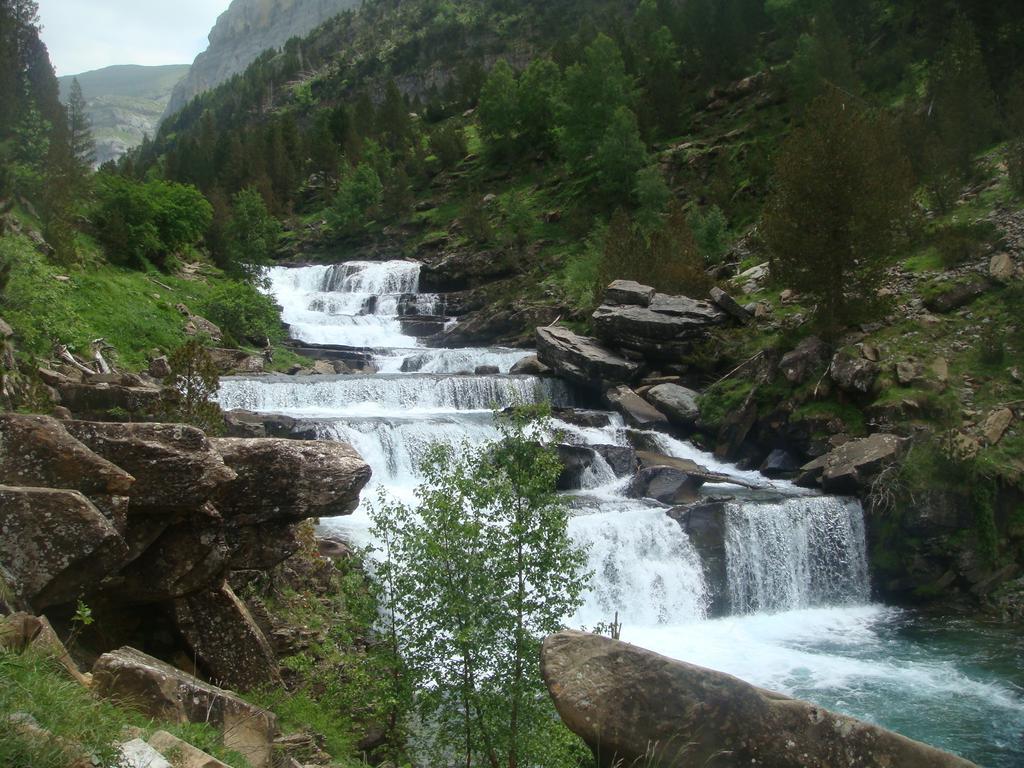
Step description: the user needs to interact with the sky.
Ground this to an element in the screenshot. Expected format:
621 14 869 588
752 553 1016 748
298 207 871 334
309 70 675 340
37 0 234 76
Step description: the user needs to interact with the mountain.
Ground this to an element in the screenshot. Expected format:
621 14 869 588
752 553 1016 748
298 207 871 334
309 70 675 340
163 0 360 120
58 64 190 166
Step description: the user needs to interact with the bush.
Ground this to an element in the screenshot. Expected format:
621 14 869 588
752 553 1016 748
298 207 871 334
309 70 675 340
92 175 212 270
428 122 467 169
160 340 224 435
932 220 998 268
328 163 383 235
201 282 283 347
690 205 729 264
222 187 281 282
1009 139 1024 197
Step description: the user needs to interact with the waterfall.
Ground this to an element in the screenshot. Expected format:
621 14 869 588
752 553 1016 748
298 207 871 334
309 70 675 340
724 496 870 614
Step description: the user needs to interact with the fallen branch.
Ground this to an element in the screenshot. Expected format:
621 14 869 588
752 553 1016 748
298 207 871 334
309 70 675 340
148 276 173 291
56 345 96 376
707 350 765 389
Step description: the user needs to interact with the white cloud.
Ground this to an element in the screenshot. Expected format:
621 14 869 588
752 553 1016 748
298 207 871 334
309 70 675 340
37 0 234 76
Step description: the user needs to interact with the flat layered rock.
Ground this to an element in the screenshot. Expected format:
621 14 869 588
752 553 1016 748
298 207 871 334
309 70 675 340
592 294 727 360
604 280 656 307
604 386 670 431
536 326 640 390
542 630 976 768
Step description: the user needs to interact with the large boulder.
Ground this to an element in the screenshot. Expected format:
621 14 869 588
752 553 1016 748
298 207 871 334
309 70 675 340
64 422 236 512
57 381 162 421
542 631 977 768
924 279 990 313
173 582 281 692
627 465 703 504
604 386 670 431
555 444 597 490
604 280 655 307
668 500 729 615
593 445 638 477
509 355 550 376
114 519 230 602
829 351 880 395
709 286 752 325
93 647 278 768
0 413 135 497
592 294 727 361
0 486 127 609
535 326 640 390
644 383 700 428
779 336 828 384
211 438 371 523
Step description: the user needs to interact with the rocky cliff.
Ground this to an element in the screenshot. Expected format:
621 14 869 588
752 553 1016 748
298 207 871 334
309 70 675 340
164 0 359 119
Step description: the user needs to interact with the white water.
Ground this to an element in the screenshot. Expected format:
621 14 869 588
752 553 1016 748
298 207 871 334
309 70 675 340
224 262 1023 766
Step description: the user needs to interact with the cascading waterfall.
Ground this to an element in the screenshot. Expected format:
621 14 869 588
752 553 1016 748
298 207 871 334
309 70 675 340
218 261 1024 767
724 497 870 614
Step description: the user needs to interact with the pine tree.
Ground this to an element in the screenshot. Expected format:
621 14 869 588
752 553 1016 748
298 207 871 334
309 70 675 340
66 78 95 176
478 59 519 163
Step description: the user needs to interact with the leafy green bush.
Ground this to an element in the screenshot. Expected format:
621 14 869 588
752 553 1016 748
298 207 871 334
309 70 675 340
222 187 281 282
932 220 998 268
328 163 383 235
160 340 224 435
201 282 283 347
690 205 729 264
92 175 212 270
0 236 80 356
428 122 467 169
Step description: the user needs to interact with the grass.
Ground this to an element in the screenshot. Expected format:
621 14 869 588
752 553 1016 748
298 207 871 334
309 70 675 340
0 650 252 768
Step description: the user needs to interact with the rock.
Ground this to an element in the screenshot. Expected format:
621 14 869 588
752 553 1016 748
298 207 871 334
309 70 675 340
551 407 612 429
604 386 670 431
0 486 127 610
535 326 640 390
116 518 230 602
0 413 135 497
628 465 703 504
592 294 727 361
636 450 762 489
924 279 990 313
736 262 768 293
119 738 172 768
780 288 797 303
983 408 1014 445
541 630 977 768
65 422 236 512
509 355 550 376
56 381 162 421
709 286 752 324
593 445 637 477
223 410 267 438
173 582 281 692
211 438 372 524
760 448 800 478
644 384 700 428
148 356 172 379
317 535 354 561
932 357 950 383
474 364 500 375
896 359 924 386
713 387 758 462
184 314 223 342
93 647 278 768
669 500 729 615
555 444 596 490
0 317 13 337
0 612 91 685
829 351 879 395
148 731 230 768
818 433 907 494
861 343 880 362
604 280 656 307
989 252 1016 282
311 360 335 376
779 336 828 384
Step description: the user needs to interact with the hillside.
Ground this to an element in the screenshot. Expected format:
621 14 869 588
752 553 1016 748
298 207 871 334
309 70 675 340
58 64 190 165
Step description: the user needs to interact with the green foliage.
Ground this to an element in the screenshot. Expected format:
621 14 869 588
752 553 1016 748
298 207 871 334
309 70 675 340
690 205 729 265
328 162 383 235
370 404 590 768
459 191 493 244
221 187 281 282
160 340 224 435
478 59 519 161
931 219 998 269
787 11 857 108
633 165 671 235
200 282 283 347
92 175 212 270
697 378 754 431
763 89 914 337
560 222 606 311
1008 139 1024 197
498 191 534 254
594 106 648 201
428 122 467 169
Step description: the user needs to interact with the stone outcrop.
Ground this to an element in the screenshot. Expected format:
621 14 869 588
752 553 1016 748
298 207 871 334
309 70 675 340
779 336 828 384
668 500 729 615
555 444 596 490
644 383 700 428
829 350 880 395
0 412 371 693
923 279 991 313
165 0 359 118
593 292 728 362
93 647 278 768
536 326 640 390
604 279 655 307
542 630 977 768
628 465 703 504
797 433 907 493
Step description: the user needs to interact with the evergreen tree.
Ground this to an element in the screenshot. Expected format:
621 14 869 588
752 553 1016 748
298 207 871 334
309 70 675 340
594 106 648 201
223 186 281 282
516 58 561 154
66 77 95 177
763 89 914 336
478 59 519 162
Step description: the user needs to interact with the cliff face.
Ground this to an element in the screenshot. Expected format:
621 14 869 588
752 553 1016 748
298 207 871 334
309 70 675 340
164 0 358 119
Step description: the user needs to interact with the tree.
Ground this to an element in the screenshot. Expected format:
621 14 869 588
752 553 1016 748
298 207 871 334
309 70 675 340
160 340 224 435
593 106 648 201
223 186 280 281
65 77 95 177
328 162 383 235
516 58 561 154
478 59 519 162
370 405 589 768
763 89 914 336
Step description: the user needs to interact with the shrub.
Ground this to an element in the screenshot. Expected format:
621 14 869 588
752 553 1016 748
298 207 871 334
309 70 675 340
160 340 224 435
932 220 998 269
690 204 729 265
201 282 283 347
428 122 467 169
328 163 383 235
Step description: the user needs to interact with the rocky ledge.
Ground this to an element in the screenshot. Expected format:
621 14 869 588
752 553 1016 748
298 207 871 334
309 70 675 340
0 412 371 691
542 630 976 768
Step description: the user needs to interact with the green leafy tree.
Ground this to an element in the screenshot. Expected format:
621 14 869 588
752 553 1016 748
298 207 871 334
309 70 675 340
559 34 636 172
66 77 95 179
690 204 729 264
516 58 561 154
763 90 914 336
160 340 224 435
201 281 283 347
223 186 280 282
478 59 519 162
499 191 533 255
428 122 467 169
634 165 671 236
370 405 589 768
594 106 648 201
328 162 383 235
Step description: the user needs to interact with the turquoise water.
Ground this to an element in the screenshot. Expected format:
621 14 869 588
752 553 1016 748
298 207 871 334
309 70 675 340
629 606 1024 767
